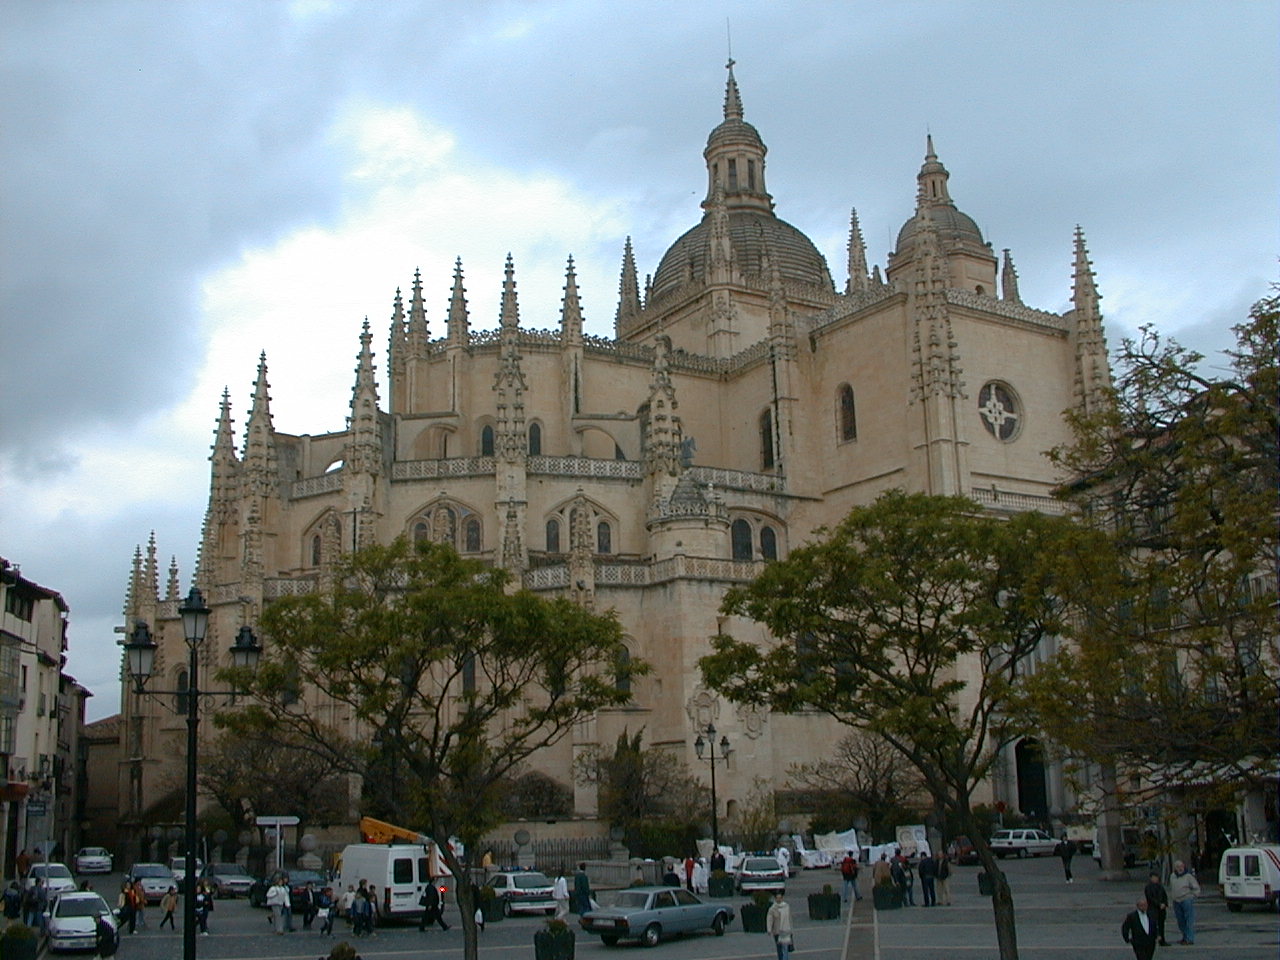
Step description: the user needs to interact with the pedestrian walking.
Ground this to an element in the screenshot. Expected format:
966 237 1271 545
3 881 21 920
130 880 147 929
15 850 30 882
1142 871 1169 946
936 851 952 905
95 912 118 958
115 881 136 935
1169 859 1200 945
266 875 290 934
1055 835 1077 882
552 870 570 920
317 886 336 936
839 852 859 903
194 881 213 936
417 882 449 931
1121 897 1158 960
159 887 177 929
765 891 793 960
349 887 372 937
299 881 317 929
573 863 593 914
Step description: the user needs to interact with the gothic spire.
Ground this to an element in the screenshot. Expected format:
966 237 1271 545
560 255 584 344
388 287 406 371
1001 249 1022 304
125 545 143 616
347 320 382 475
499 253 520 332
846 207 870 293
407 268 429 359
447 257 470 345
615 237 641 335
144 532 159 603
166 556 180 602
723 58 744 121
243 352 278 497
1070 227 1113 415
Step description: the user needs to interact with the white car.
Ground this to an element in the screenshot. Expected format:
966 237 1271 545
169 857 204 886
45 890 117 952
989 828 1057 858
73 848 113 875
483 871 556 916
735 856 787 893
26 862 77 894
124 863 176 902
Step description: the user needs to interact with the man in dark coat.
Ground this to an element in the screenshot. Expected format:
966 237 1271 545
1055 835 1077 882
1121 898 1159 960
573 863 592 914
917 851 938 906
1143 872 1170 946
418 882 449 932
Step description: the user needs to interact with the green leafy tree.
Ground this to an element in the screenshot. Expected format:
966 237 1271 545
1022 293 1279 864
700 491 1088 960
218 538 640 960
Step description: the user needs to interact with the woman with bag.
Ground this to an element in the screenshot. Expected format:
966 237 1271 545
115 881 136 935
766 891 793 960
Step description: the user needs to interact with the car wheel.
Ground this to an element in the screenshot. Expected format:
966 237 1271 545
601 935 620 946
1016 848 1027 859
502 899 514 918
712 913 726 936
641 923 661 948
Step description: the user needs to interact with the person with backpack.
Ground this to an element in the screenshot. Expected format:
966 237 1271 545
839 852 860 903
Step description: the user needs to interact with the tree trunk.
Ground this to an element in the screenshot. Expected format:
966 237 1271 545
441 846 479 960
1096 762 1126 879
958 806 1019 960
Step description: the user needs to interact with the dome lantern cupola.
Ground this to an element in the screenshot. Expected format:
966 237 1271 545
703 59 772 214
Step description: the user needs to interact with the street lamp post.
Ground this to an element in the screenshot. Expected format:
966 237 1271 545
122 588 261 960
693 723 732 851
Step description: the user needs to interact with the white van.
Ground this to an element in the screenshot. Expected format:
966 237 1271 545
1219 845 1280 911
337 843 449 922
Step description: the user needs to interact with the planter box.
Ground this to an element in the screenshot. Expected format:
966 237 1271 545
479 898 504 922
533 928 575 960
978 872 995 897
0 937 38 960
872 885 903 910
807 892 841 920
708 873 735 898
740 902 770 932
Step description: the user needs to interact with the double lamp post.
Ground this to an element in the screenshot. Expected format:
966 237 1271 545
123 587 261 960
693 723 732 851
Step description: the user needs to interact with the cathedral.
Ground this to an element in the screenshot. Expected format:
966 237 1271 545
119 63 1112 832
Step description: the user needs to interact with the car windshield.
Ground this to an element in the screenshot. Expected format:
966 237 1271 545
289 871 324 886
56 896 110 918
744 859 779 871
610 891 651 909
132 866 173 878
210 864 248 876
34 865 72 879
513 874 551 889
79 849 108 858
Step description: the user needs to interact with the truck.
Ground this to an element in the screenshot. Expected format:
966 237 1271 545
334 817 461 923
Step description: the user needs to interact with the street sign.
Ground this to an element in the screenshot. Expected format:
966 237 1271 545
26 802 46 816
255 815 299 826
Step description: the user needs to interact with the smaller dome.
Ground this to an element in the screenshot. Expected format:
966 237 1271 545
895 204 985 255
705 118 766 155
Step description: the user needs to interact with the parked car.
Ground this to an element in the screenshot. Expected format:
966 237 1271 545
26 862 77 895
1092 825 1144 867
169 857 204 889
989 828 1057 859
124 862 176 902
947 835 979 866
44 890 117 953
580 886 734 947
482 870 556 917
201 862 255 898
735 855 787 893
72 848 113 875
249 870 328 911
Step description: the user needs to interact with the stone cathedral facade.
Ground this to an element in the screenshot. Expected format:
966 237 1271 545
120 64 1112 832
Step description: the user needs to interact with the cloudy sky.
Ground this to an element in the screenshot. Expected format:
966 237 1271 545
2 0 1276 720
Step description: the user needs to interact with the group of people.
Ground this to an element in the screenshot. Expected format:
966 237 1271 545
114 878 215 935
870 849 954 907
1121 860 1202 959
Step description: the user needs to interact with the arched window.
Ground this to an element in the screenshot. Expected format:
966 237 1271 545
461 653 476 695
528 423 542 456
175 670 189 715
546 518 561 553
731 519 753 561
760 525 778 561
759 409 774 469
615 645 632 695
464 518 481 553
310 535 321 566
481 425 495 456
413 522 428 544
838 384 857 442
597 521 612 555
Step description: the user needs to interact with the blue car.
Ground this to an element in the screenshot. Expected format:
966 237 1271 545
580 885 734 947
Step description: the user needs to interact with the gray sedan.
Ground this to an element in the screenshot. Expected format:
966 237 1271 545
580 885 735 947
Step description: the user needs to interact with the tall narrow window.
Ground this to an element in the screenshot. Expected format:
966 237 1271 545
748 159 756 190
597 521 612 555
175 670 189 715
461 654 476 695
480 425 495 456
528 423 542 456
728 159 738 191
615 645 632 695
546 518 561 553
760 525 778 561
310 535 321 566
760 409 775 469
439 432 449 458
731 519 753 561
838 384 857 442
413 522 428 544
464 518 481 553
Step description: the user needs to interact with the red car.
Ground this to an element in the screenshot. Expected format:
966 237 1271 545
947 836 979 865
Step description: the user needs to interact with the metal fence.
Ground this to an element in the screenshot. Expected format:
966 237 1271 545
484 836 613 873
